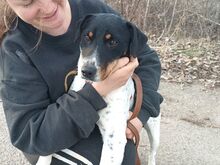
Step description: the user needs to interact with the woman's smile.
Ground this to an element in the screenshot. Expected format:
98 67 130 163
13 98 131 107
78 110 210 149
42 5 58 21
6 0 72 36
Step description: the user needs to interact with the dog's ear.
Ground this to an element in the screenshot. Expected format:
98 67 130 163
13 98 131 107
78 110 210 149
74 15 95 42
126 22 148 58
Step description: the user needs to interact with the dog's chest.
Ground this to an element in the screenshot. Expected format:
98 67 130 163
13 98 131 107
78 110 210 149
97 79 135 165
97 78 135 134
70 76 135 121
70 76 135 136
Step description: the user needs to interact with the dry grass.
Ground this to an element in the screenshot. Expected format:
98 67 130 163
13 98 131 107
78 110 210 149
106 0 220 88
151 38 220 88
106 0 220 41
1 0 219 41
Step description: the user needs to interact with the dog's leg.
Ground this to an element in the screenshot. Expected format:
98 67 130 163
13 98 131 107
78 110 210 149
144 113 161 165
98 123 128 165
98 95 130 165
98 80 134 165
69 75 86 91
36 155 52 165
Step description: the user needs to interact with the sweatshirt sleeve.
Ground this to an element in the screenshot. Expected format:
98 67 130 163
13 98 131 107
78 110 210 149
134 43 163 125
0 48 106 155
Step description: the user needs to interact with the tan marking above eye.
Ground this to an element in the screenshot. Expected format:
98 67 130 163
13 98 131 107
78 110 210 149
105 33 112 40
88 32 93 38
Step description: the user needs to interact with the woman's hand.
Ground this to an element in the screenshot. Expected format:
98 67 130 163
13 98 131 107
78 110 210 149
126 112 143 140
92 57 139 96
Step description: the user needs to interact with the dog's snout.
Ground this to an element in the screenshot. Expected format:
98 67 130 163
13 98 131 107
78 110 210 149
81 65 97 80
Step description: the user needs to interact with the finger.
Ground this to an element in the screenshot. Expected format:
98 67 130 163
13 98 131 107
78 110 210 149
129 117 143 133
109 57 130 74
130 56 136 62
114 57 138 73
126 128 134 139
129 57 139 68
117 57 130 69
128 111 133 119
120 58 139 74
125 58 139 69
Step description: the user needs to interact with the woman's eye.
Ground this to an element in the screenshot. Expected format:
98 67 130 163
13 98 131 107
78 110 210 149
23 0 34 7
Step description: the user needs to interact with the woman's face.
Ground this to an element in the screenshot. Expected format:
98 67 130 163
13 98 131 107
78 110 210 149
6 0 71 36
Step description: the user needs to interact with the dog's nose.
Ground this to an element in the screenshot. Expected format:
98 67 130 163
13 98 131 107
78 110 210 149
81 65 97 80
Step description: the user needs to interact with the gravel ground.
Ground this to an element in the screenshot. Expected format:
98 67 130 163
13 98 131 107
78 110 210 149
1 81 220 165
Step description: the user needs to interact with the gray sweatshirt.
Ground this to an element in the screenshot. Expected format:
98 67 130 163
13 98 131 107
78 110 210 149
0 0 163 156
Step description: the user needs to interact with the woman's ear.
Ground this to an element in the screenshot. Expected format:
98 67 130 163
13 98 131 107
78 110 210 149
74 14 95 42
126 22 148 58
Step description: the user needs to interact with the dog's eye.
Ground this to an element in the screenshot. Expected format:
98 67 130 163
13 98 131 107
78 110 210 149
108 40 118 48
83 35 91 43
83 32 93 44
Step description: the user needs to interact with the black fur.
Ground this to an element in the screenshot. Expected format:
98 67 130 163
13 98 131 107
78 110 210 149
75 13 148 80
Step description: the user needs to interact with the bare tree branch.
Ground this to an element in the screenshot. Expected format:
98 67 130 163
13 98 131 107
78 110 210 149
167 0 178 35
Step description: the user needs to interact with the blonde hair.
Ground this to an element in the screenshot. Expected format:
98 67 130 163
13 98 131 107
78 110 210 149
0 1 17 43
0 1 42 49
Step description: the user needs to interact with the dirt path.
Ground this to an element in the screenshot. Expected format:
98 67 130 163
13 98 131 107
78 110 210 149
1 81 220 165
140 81 220 165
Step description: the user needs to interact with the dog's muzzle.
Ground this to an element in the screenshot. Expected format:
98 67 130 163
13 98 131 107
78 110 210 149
81 64 97 80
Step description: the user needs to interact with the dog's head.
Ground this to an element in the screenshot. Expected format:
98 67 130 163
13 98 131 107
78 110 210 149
75 14 147 81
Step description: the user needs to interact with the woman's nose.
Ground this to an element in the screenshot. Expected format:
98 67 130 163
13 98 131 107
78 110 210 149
37 0 56 16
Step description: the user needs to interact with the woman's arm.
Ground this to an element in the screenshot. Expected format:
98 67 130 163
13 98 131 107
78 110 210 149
0 48 106 155
134 43 163 125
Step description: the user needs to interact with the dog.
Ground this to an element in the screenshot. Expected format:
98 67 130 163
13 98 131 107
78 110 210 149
36 13 160 165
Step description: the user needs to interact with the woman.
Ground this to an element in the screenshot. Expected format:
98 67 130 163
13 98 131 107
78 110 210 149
0 0 163 164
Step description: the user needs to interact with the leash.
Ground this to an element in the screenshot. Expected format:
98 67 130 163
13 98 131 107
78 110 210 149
64 70 77 92
64 71 143 165
127 73 143 165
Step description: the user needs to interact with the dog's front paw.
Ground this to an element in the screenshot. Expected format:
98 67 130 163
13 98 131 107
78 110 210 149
36 155 52 165
70 76 86 91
